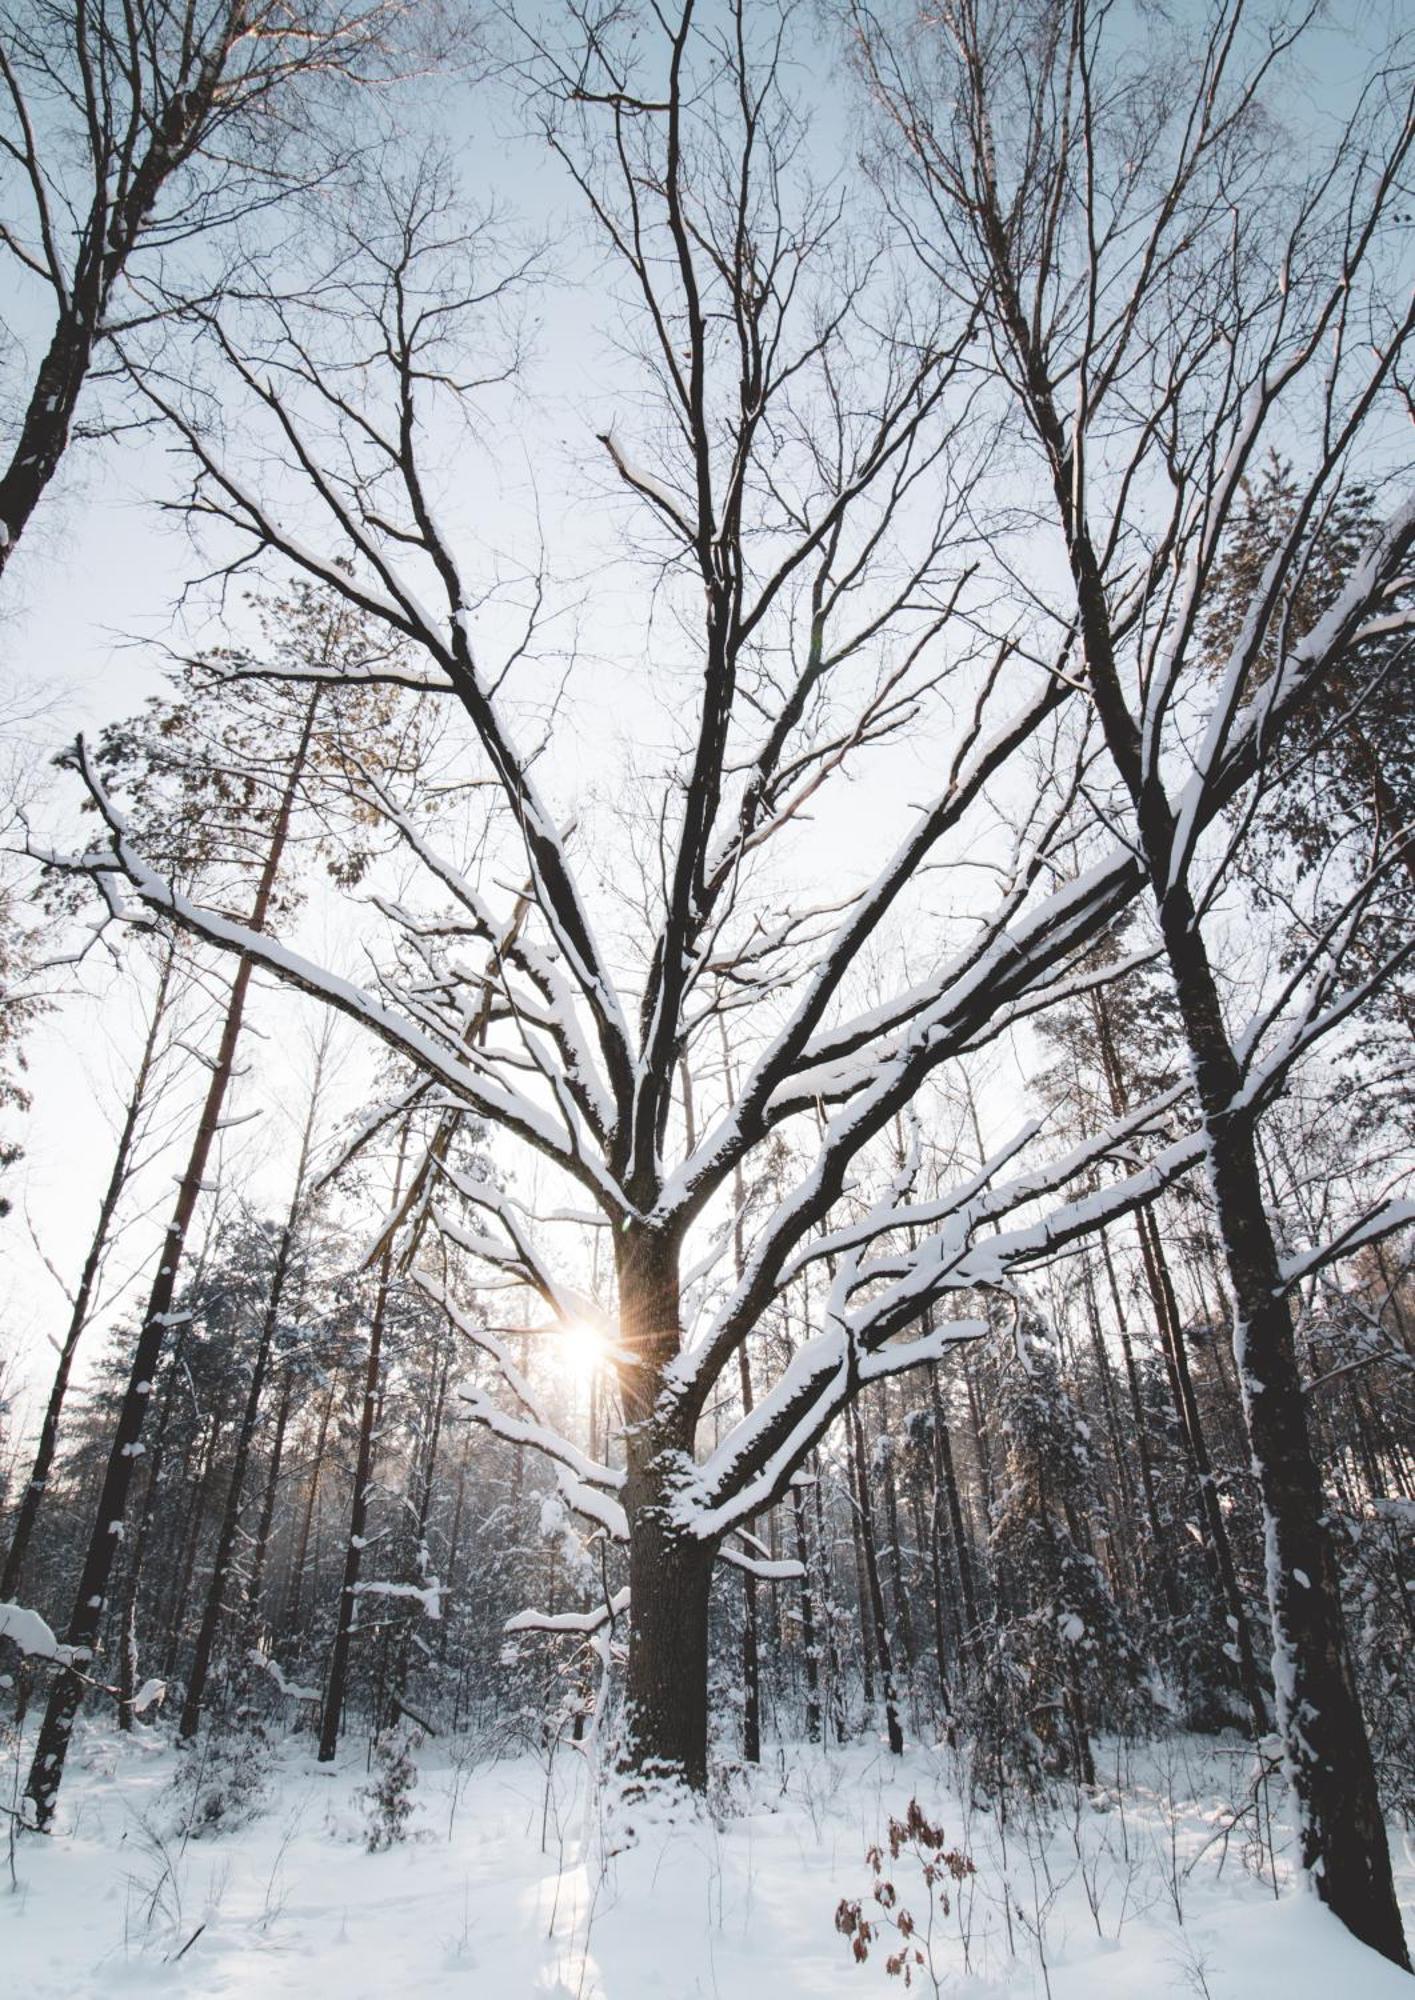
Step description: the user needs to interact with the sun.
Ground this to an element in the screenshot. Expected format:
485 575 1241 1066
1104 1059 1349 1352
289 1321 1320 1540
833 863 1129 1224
558 1315 612 1385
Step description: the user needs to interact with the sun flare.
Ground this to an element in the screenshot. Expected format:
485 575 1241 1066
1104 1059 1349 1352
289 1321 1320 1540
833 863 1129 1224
558 1315 612 1384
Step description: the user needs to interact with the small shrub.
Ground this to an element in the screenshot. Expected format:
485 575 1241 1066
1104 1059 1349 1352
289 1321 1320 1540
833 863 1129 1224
171 1716 271 1839
835 1798 975 1993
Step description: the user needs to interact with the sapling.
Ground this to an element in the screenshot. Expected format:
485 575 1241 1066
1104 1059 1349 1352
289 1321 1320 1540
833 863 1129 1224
360 1727 420 1852
835 1798 975 1994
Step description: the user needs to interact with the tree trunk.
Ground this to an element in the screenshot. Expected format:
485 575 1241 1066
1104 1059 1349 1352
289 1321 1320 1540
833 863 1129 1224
791 1482 822 1743
282 1378 335 1645
0 300 101 587
1139 1202 1268 1736
849 1402 903 1755
1102 621 1405 1959
246 1362 294 1643
179 1061 320 1739
1190 1018 1408 1964
622 1478 714 1787
317 1136 404 1763
737 1337 761 1765
161 1406 222 1679
24 697 315 1830
617 1225 717 1787
928 1364 980 1672
116 1324 190 1726
1093 990 1267 1731
1 943 174 1602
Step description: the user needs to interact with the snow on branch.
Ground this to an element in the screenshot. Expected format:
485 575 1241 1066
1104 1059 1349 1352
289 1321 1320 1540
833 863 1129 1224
57 741 629 1212
351 1578 443 1620
0 1600 72 1663
1278 1199 1415 1294
506 1587 629 1637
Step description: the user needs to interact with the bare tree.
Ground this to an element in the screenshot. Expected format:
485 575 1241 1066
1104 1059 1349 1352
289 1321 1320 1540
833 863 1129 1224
52 2 1413 1837
0 0 401 584
850 0 1414 1962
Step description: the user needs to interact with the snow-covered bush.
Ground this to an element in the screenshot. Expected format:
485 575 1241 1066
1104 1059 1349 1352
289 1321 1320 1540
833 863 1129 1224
170 1715 271 1838
361 1727 420 1851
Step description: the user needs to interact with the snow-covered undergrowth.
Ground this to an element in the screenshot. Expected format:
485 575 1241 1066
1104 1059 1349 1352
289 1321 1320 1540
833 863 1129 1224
3 1724 1411 1998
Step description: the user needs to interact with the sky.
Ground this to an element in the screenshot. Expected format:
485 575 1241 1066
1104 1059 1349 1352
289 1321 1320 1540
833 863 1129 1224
0 0 1408 1429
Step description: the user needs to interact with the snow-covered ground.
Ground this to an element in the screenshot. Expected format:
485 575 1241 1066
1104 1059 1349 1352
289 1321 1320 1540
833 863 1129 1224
3 1724 1411 1998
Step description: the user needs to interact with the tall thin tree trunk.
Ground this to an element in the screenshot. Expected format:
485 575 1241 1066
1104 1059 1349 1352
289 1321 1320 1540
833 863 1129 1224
25 695 317 1830
245 1362 294 1643
179 1047 325 1739
391 1336 450 1720
1093 995 1267 1733
161 1407 222 1679
317 1132 406 1763
849 1402 903 1755
282 1378 336 1645
928 1363 979 1672
116 1324 190 1726
791 1481 822 1743
2 943 175 1602
737 1335 761 1766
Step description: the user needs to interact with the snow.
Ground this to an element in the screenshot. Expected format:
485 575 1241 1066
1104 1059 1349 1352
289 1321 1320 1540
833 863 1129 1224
3 1725 1410 1998
351 1578 444 1621
0 1599 72 1662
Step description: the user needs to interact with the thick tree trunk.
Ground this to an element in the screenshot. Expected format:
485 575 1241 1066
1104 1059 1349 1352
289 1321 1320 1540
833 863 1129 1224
617 1226 717 1788
1199 1067 1408 1965
0 304 100 586
622 1480 714 1787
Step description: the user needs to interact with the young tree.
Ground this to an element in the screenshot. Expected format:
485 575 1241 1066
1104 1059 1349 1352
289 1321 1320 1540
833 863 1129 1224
982 1306 1151 1792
